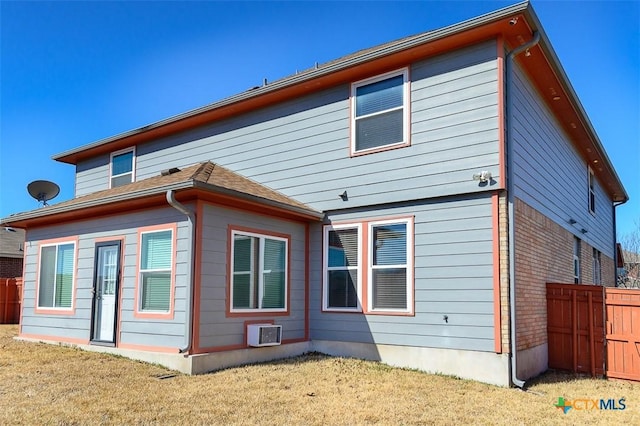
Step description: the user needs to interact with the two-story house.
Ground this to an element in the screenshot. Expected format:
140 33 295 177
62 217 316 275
2 2 627 387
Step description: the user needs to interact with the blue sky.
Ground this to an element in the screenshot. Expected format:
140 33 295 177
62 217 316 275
1 0 638 237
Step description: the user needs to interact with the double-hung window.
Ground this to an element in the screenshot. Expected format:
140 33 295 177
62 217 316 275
231 230 288 312
369 220 411 311
38 242 76 309
573 237 581 284
110 148 135 188
323 217 413 314
351 69 409 154
323 224 361 311
593 248 602 285
139 229 173 312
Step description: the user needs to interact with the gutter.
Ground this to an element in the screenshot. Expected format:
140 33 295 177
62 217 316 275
505 30 541 389
166 190 196 354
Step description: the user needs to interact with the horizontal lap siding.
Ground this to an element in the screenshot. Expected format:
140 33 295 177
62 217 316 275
197 204 306 350
78 40 501 212
511 65 614 256
309 194 496 352
21 208 190 348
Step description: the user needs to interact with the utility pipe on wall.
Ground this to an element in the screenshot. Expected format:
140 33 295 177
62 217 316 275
166 190 196 354
505 31 540 388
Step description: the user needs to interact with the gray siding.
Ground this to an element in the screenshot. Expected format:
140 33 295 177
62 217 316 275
197 203 307 349
309 194 497 352
75 40 501 209
21 208 190 348
511 64 614 256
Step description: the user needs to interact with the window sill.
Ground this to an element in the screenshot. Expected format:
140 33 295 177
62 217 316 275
350 141 410 157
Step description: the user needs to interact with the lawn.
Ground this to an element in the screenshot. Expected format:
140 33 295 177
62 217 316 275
1 325 638 425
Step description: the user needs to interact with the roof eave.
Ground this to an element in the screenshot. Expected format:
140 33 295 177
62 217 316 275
52 1 531 164
520 6 628 203
1 181 195 227
192 181 323 220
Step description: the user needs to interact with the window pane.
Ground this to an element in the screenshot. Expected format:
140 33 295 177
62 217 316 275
356 75 403 117
355 109 403 151
38 246 57 307
262 239 285 309
142 231 172 270
112 151 133 175
232 235 258 309
373 223 407 265
262 270 285 309
55 244 74 308
111 174 132 188
233 235 256 272
328 270 358 308
141 271 171 311
372 268 407 310
232 273 252 309
328 228 358 267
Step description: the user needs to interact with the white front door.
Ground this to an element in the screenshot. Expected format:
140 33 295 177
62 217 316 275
91 242 120 344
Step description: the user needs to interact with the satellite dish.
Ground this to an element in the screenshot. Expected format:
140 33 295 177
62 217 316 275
27 180 60 207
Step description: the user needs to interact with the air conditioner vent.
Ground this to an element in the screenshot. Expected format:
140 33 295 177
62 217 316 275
247 324 282 347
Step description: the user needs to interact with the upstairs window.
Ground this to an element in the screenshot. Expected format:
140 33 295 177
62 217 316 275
38 242 76 309
231 230 288 313
351 69 409 154
110 148 135 188
588 168 596 214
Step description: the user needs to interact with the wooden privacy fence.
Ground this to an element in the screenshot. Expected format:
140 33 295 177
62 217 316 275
546 283 605 376
0 278 22 324
547 283 640 382
606 289 640 381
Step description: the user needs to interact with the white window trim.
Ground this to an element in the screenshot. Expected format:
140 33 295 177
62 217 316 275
350 68 410 155
230 230 288 313
37 241 76 310
138 228 173 313
322 223 363 312
367 218 414 313
110 147 136 188
588 167 596 215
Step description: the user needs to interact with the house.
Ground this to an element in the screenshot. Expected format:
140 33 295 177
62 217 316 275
1 2 628 387
0 227 25 278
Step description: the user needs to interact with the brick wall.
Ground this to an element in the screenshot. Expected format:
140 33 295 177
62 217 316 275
0 257 23 278
513 198 614 350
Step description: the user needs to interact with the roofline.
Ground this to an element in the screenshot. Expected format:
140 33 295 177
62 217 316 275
50 0 627 203
519 6 628 202
1 181 322 227
52 1 530 162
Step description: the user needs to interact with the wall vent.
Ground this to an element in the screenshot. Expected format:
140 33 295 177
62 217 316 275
247 324 282 347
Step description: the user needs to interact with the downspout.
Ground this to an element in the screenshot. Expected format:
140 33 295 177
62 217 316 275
505 31 540 388
613 200 626 285
166 190 196 354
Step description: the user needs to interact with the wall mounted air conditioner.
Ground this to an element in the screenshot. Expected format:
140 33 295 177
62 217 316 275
247 324 282 347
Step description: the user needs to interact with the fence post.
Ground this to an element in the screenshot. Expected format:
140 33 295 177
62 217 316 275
588 291 595 376
2 279 8 324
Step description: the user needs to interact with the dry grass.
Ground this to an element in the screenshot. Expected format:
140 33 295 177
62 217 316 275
1 325 639 425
